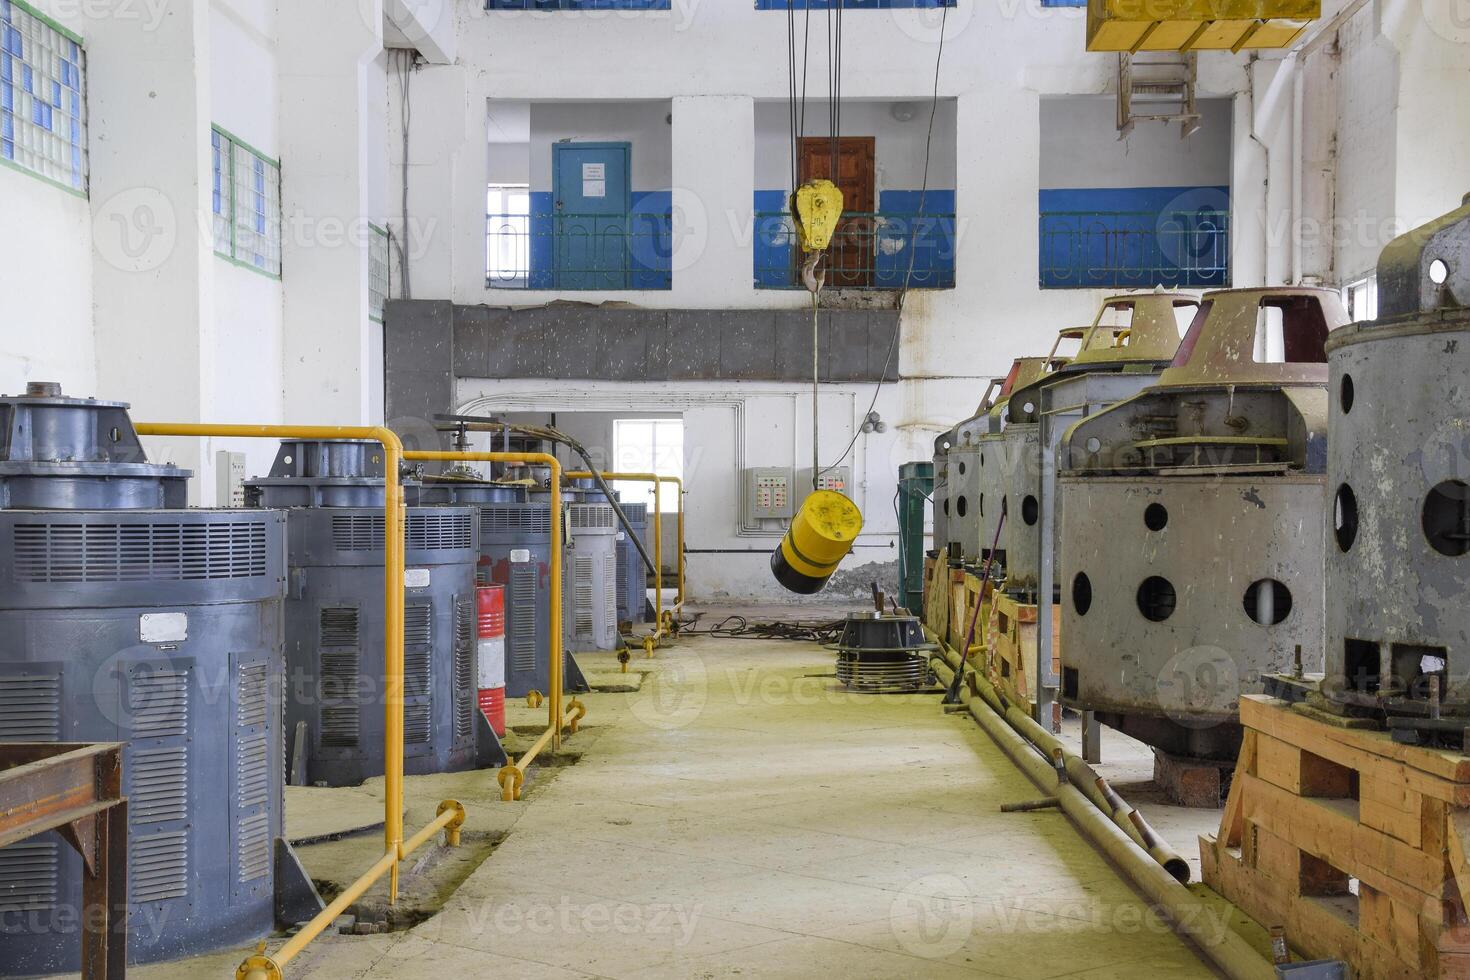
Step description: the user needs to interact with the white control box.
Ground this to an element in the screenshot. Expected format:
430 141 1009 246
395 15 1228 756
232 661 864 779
745 467 794 520
216 451 246 508
800 465 852 497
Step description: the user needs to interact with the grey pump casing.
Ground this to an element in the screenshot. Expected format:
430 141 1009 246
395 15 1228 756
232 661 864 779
0 385 291 974
246 440 480 787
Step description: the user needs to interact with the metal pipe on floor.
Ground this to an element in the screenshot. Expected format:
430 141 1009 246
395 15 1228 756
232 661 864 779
929 638 1191 883
929 655 1274 980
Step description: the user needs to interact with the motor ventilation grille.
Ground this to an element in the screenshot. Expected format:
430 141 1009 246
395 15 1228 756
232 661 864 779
0 842 59 912
481 505 551 537
11 520 268 583
331 512 474 551
0 674 60 739
510 564 537 674
131 830 189 904
570 504 616 530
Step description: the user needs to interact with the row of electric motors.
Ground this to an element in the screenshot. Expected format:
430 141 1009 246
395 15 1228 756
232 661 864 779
0 398 650 975
928 198 1470 766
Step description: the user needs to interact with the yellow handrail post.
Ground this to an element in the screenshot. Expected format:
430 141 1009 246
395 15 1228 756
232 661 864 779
402 451 566 753
132 424 469 980
563 470 678 642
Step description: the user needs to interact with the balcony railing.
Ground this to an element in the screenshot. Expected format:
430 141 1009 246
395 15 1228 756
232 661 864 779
1039 208 1230 289
486 211 674 291
754 211 957 291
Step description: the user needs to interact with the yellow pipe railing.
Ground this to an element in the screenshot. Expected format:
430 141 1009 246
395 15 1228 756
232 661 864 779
564 471 686 647
132 425 468 980
404 451 586 798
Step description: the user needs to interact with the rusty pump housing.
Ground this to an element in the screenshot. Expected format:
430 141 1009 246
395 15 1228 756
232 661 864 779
1057 286 1348 762
1321 198 1470 744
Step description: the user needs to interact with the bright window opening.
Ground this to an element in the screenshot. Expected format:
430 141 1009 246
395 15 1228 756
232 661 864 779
487 182 530 287
1344 277 1377 323
613 419 683 512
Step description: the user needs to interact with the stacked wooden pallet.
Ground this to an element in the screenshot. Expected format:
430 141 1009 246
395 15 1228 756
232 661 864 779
1202 695 1470 978
949 571 989 654
988 594 1061 729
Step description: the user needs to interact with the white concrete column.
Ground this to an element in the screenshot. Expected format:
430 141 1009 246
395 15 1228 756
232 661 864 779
278 0 383 425
671 95 755 305
87 1 215 502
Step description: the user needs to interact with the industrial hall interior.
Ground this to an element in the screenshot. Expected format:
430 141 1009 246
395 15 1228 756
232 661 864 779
4 0 1470 978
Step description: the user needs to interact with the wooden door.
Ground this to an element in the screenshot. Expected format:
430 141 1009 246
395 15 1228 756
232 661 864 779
799 136 875 288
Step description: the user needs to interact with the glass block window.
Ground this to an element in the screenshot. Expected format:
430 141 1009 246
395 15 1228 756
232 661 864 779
0 0 87 193
369 223 389 323
210 130 231 254
211 125 281 278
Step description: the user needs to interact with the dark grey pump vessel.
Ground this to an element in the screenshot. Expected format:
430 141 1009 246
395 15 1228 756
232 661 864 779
425 477 590 699
0 383 289 974
245 440 480 787
617 501 649 626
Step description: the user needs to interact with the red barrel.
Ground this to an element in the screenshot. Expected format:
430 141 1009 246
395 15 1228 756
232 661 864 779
476 585 507 736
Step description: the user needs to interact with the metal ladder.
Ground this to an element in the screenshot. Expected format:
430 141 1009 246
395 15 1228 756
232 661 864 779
1117 51 1201 139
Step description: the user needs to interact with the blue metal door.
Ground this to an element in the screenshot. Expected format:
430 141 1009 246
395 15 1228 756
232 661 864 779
553 142 632 290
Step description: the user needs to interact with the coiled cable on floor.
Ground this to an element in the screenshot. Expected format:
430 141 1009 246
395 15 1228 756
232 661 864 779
680 614 845 645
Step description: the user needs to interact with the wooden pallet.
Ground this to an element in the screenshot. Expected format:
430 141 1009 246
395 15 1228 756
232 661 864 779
1202 695 1470 978
922 557 948 639
949 571 991 654
988 594 1061 729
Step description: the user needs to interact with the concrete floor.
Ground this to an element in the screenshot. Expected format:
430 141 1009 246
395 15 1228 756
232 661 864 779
129 606 1223 979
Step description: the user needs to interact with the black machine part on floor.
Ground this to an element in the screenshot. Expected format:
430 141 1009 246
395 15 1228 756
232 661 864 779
832 613 938 694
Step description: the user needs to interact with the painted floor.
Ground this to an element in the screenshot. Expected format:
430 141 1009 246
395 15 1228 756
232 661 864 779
133 612 1223 979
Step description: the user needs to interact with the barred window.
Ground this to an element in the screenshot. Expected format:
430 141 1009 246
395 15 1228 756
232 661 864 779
369 223 389 323
0 0 86 193
211 125 281 278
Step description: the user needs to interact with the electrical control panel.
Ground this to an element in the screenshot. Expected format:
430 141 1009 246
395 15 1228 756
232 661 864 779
745 467 794 520
800 466 852 497
216 451 246 508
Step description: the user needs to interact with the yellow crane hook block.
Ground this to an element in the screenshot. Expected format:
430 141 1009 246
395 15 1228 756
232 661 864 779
792 179 844 253
771 489 864 594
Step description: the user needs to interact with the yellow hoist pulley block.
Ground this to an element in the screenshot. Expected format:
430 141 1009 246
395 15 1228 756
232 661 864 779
792 179 844 254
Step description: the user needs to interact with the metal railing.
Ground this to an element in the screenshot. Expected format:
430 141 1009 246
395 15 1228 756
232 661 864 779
1039 208 1230 289
486 210 674 290
754 210 957 290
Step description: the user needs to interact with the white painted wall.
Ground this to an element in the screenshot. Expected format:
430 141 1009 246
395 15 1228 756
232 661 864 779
209 0 285 485
526 101 672 193
0 0 93 397
1040 96 1233 189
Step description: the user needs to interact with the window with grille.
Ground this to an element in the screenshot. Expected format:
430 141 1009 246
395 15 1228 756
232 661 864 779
370 223 389 323
211 125 281 278
0 0 86 194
